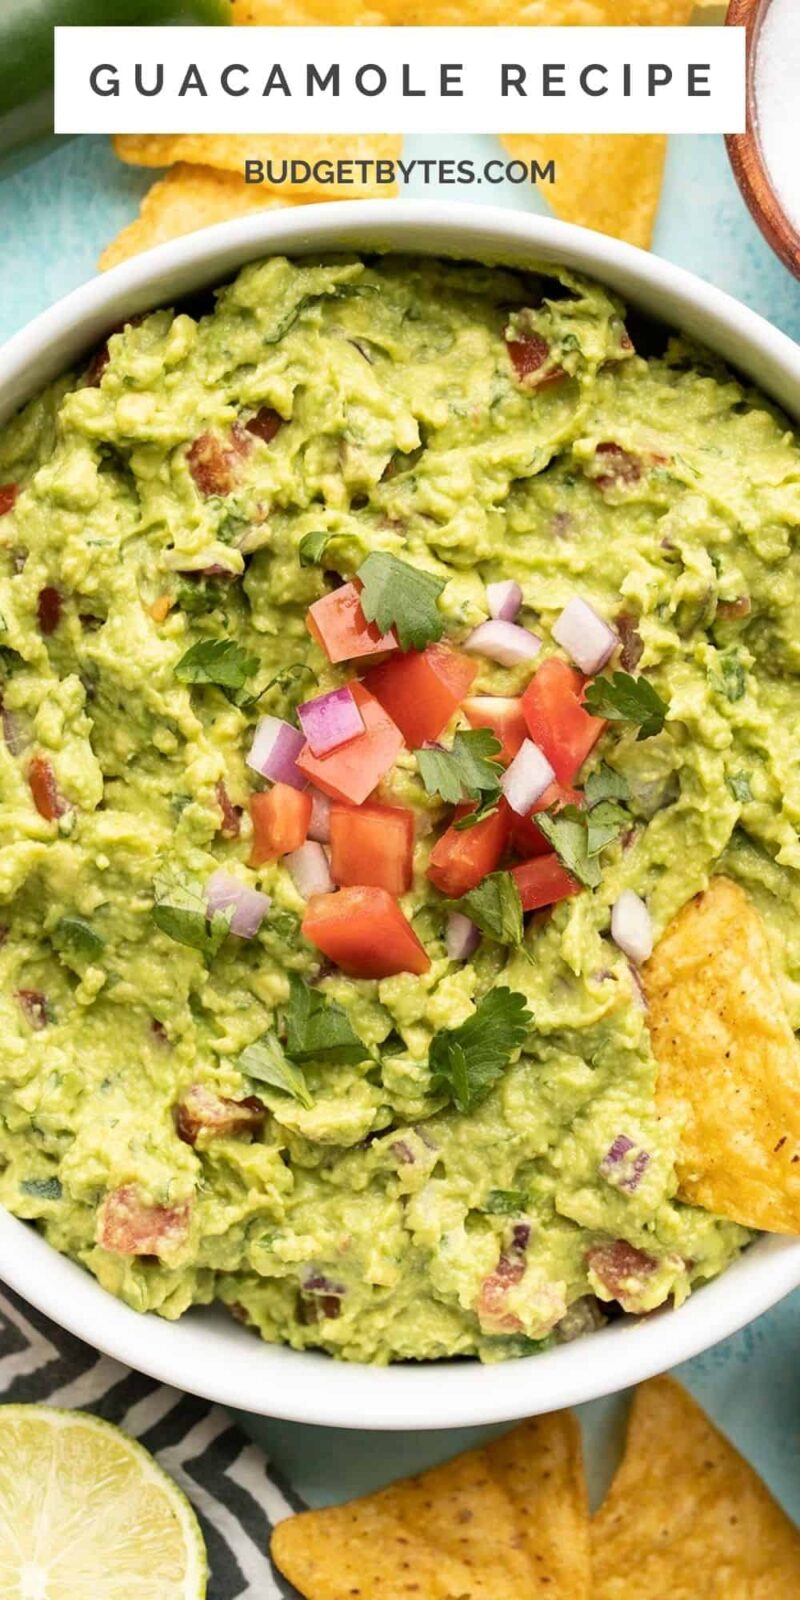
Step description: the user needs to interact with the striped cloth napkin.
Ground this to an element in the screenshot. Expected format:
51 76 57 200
0 1284 305 1600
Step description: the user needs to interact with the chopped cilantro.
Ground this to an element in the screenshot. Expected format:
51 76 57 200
237 1032 313 1109
151 866 231 958
727 771 753 803
535 810 601 889
583 671 668 740
264 661 316 711
416 728 504 822
174 638 259 695
450 872 525 950
716 651 747 704
298 530 335 567
284 974 370 1065
54 916 105 962
482 1188 527 1215
20 1176 62 1200
356 552 445 651
429 987 532 1114
584 763 628 807
584 799 629 857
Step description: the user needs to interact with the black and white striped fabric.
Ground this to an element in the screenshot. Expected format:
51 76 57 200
0 1285 305 1600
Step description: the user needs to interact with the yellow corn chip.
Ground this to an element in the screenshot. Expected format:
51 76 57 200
593 1377 800 1597
644 875 800 1233
271 1412 590 1600
99 164 304 270
500 134 666 249
112 134 401 199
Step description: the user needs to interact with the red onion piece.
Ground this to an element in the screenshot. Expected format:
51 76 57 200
464 620 541 668
445 912 481 961
552 597 618 675
485 580 522 623
611 890 653 964
207 869 271 938
307 787 332 844
501 738 555 816
297 685 365 758
246 716 307 791
285 841 335 898
599 1134 650 1193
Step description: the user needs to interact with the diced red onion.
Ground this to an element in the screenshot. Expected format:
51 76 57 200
611 890 653 964
600 1134 650 1193
501 738 555 815
486 580 522 624
445 912 481 961
207 869 271 938
246 716 307 790
464 620 541 669
552 597 618 675
307 787 332 844
297 685 365 758
284 841 335 898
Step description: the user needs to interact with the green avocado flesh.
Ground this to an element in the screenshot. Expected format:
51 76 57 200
2 251 799 1363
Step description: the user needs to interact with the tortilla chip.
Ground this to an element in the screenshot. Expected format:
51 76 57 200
112 134 401 199
644 875 800 1233
233 0 694 19
270 1412 590 1600
592 1377 800 1597
500 134 666 249
99 164 305 270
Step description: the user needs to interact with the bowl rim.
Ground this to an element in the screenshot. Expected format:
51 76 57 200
725 0 800 281
2 197 800 1431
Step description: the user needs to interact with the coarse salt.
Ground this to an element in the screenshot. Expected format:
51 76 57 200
755 0 800 235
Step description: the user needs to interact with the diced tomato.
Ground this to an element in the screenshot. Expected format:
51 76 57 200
462 695 526 765
15 989 49 1030
330 802 414 895
37 587 62 636
593 441 642 490
176 1085 266 1145
249 783 312 867
506 332 565 388
28 756 68 821
508 782 582 858
0 484 19 516
296 685 403 805
427 801 510 898
245 406 283 444
216 779 241 840
187 432 239 497
476 1251 526 1334
97 1185 190 1258
302 886 430 978
521 658 606 786
511 853 581 912
586 1240 660 1314
307 582 397 665
362 644 477 747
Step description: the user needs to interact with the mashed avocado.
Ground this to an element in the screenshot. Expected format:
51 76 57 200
0 253 797 1363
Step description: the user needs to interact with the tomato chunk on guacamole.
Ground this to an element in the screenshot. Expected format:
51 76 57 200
1 252 799 1364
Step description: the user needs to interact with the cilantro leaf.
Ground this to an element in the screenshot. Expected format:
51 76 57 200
175 638 259 693
584 763 628 807
583 671 668 740
356 552 445 651
416 729 504 819
450 872 525 949
284 974 370 1065
54 916 105 962
237 1031 313 1109
298 529 335 567
727 771 753 803
482 1188 527 1215
585 799 629 857
716 650 747 704
535 810 601 889
429 987 532 1114
152 866 231 958
20 1176 62 1200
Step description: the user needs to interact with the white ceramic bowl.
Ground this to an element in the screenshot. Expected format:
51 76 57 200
2 200 800 1430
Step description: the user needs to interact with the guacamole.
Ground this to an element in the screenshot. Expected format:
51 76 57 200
0 253 797 1364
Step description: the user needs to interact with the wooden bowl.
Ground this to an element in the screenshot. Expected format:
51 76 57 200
726 0 800 279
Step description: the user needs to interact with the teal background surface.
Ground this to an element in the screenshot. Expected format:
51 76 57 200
2 130 800 1516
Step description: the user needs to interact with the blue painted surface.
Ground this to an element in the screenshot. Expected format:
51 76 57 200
2 129 800 1513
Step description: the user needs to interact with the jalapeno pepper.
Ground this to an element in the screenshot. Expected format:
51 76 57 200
0 0 231 168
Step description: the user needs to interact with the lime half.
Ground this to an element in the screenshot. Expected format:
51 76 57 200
0 1404 207 1599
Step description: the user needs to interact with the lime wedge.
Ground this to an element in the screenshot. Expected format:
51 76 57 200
0 1404 207 1599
